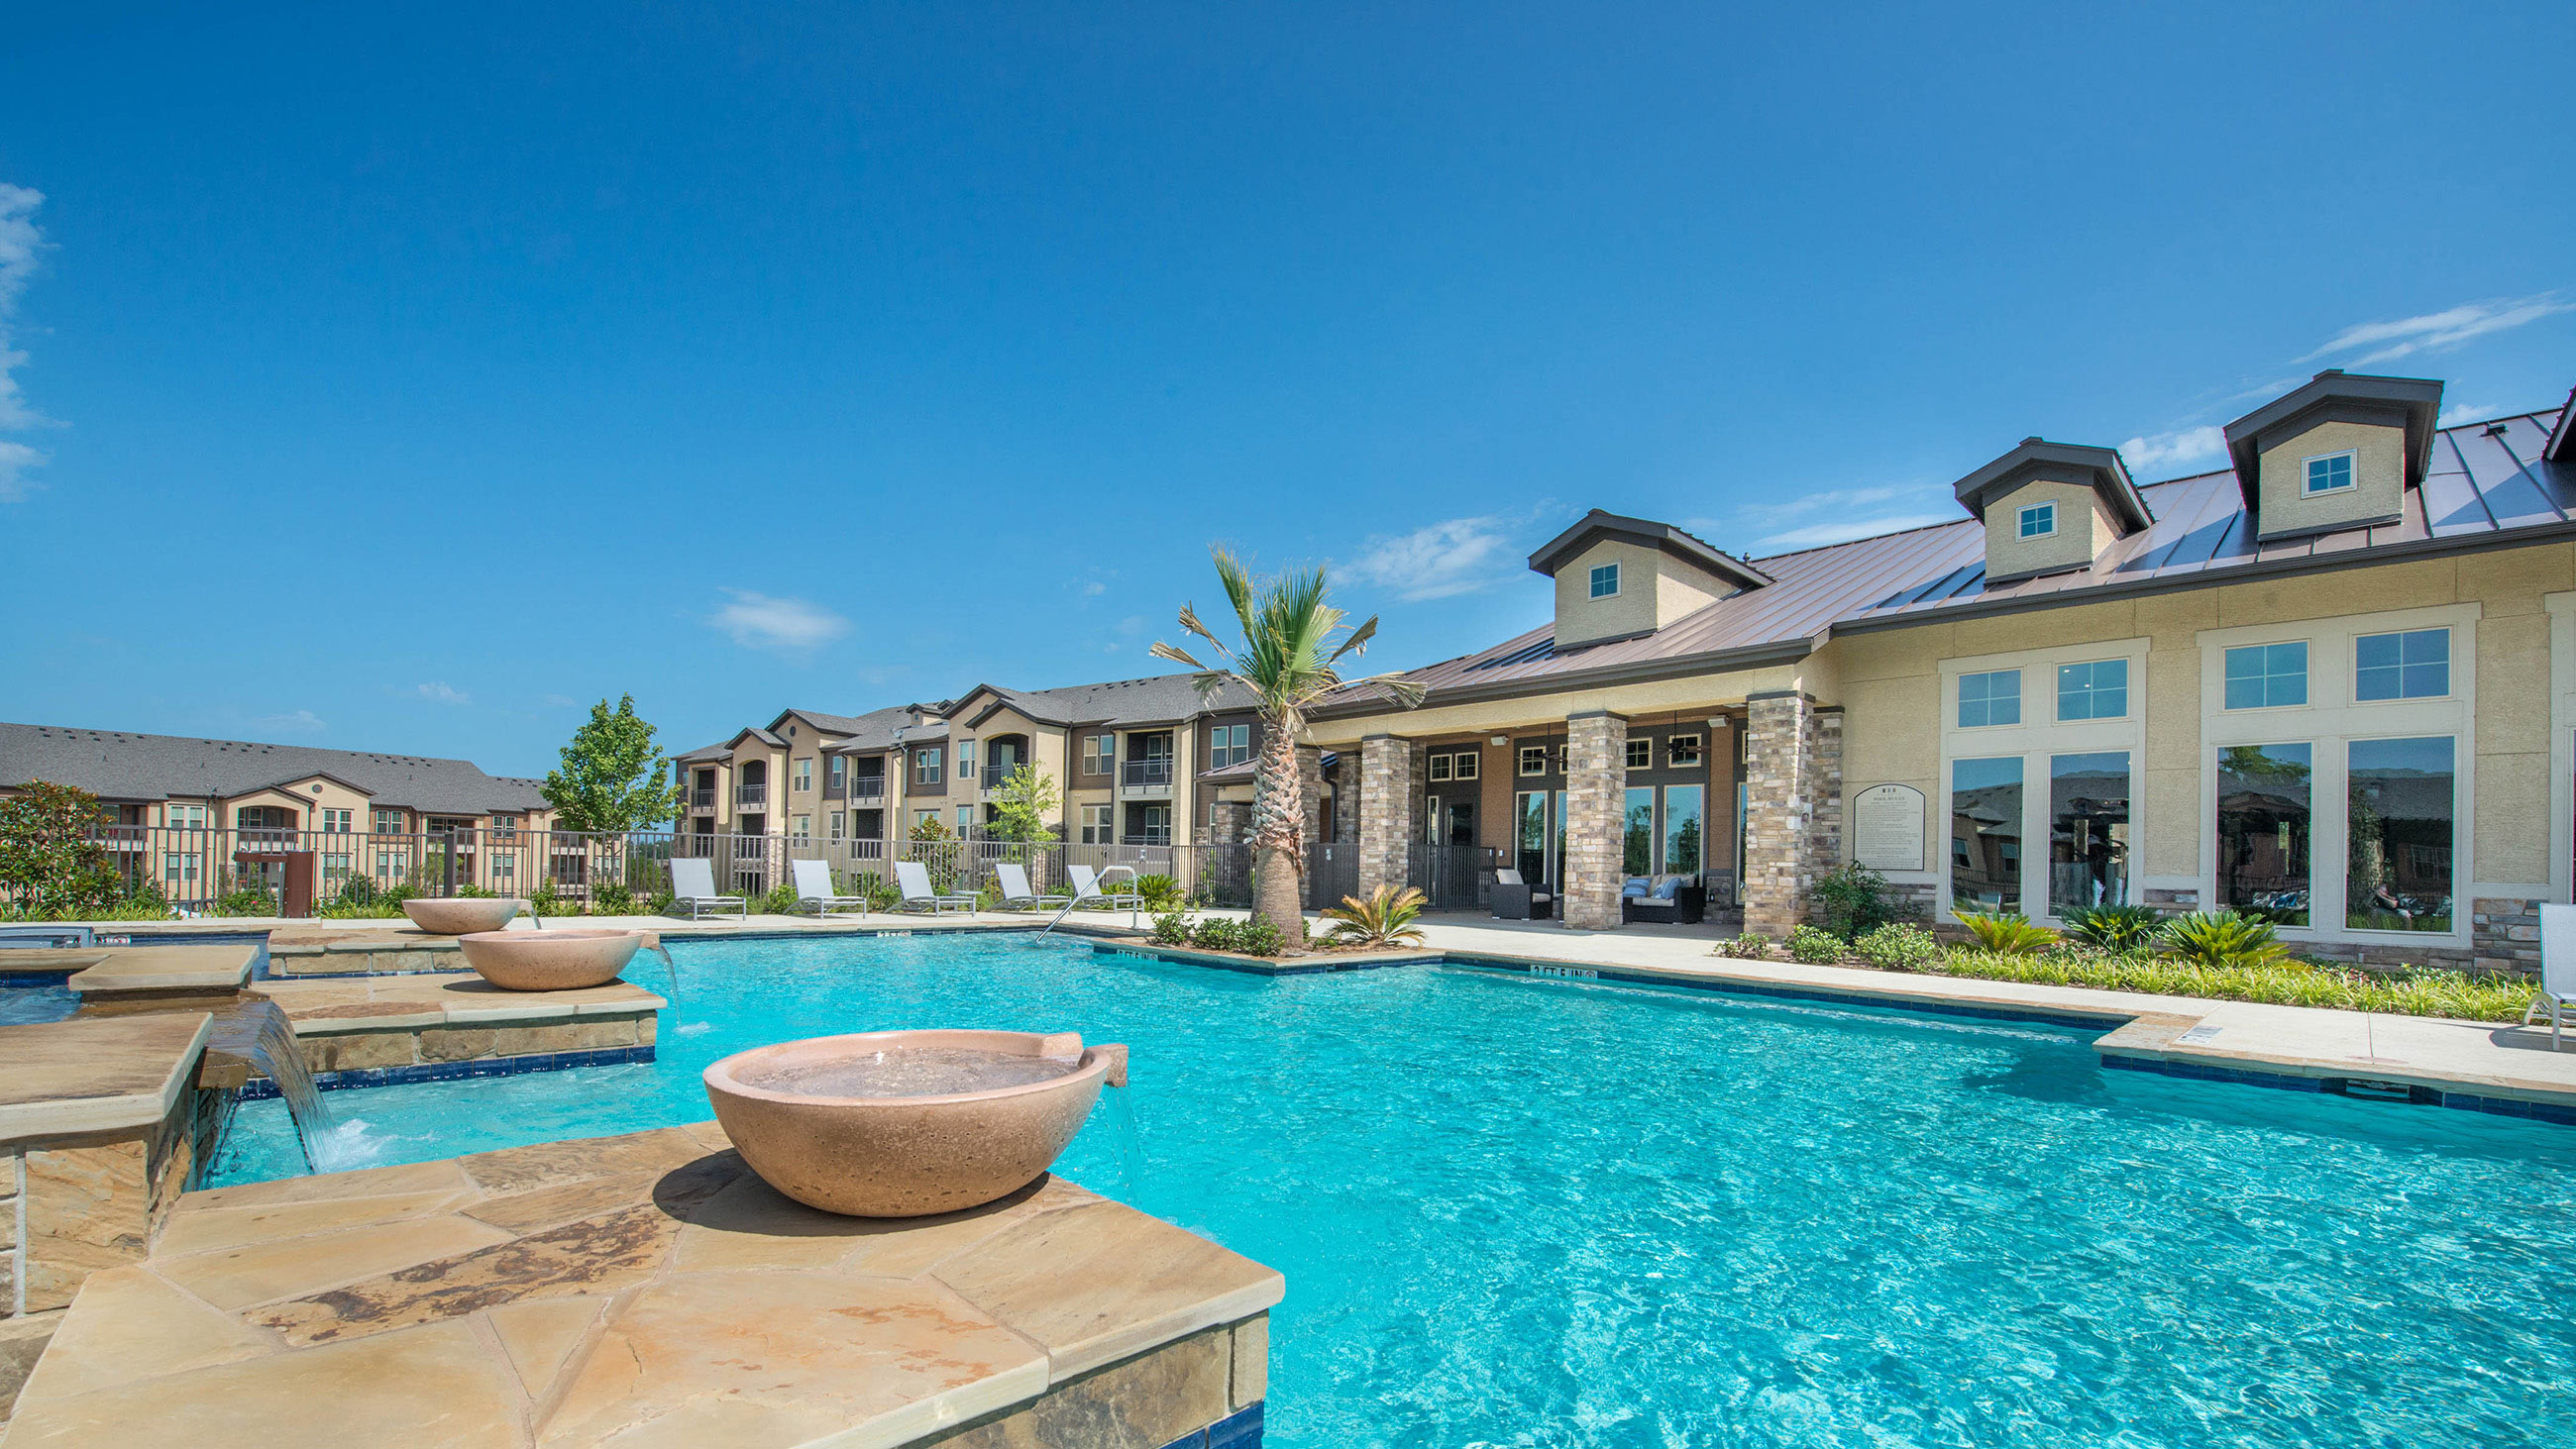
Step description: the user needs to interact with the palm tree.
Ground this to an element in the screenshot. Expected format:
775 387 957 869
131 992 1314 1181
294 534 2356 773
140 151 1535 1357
1152 549 1423 950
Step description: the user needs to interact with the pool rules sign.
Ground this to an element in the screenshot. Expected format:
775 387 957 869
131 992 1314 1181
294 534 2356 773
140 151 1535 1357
1852 783 1925 872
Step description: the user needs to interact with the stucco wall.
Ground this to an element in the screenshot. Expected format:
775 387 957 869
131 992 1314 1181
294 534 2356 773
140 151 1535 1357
1979 477 2101 580
2255 418 2406 537
1550 538 1735 648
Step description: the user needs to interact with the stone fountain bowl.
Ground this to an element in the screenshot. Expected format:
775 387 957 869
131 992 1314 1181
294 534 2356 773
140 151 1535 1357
400 896 526 935
703 1029 1130 1218
455 928 643 991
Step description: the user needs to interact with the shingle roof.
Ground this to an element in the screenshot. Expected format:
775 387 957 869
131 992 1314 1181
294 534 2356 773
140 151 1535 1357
956 673 1257 729
0 723 551 814
1341 402 2574 712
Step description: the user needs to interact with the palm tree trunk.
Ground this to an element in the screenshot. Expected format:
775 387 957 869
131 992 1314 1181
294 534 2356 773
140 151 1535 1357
1248 713 1307 951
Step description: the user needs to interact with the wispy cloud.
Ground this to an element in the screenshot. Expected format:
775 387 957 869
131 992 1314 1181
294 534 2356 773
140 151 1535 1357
259 709 327 733
1696 483 1960 554
1342 515 1527 601
538 692 581 709
1080 580 1107 597
2438 402 2501 429
2120 425 2226 476
2298 292 2573 366
1754 512 1961 552
0 183 50 502
414 681 471 705
709 588 850 652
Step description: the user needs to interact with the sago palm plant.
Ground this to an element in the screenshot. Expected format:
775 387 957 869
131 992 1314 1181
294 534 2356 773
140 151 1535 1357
2154 909 2290 969
1321 884 1430 948
1153 549 1424 951
2060 902 2163 953
1950 909 2058 956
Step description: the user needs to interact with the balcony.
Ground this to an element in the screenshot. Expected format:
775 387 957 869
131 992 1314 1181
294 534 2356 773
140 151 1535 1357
735 784 766 808
1120 759 1174 795
849 777 887 803
1121 831 1173 848
690 787 715 810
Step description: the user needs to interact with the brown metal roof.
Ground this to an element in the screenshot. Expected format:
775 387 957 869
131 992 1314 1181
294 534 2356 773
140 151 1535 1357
1330 405 2572 714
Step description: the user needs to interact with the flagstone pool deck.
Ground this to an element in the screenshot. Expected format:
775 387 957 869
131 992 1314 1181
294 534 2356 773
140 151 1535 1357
2 1122 1279 1448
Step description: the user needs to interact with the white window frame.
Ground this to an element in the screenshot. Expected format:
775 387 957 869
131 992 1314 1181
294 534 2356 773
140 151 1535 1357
1665 734 1702 768
2353 627 2453 703
1519 745 1549 776
1428 753 1451 782
1589 563 1620 599
1938 638 2149 923
2303 450 2357 496
1955 669 2023 730
1452 750 1479 781
1083 734 1114 776
2196 602 2478 946
2054 658 2131 723
2221 641 2309 712
2017 501 2056 539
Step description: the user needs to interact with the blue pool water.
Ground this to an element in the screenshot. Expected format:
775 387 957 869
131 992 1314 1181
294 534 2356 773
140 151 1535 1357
215 934 2576 1448
0 982 77 1025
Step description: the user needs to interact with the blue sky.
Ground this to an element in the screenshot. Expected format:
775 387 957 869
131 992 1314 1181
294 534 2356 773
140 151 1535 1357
2 2 2571 776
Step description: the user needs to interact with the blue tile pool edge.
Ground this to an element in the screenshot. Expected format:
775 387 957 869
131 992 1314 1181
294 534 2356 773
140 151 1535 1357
236 1044 658 1098
1161 1399 1263 1449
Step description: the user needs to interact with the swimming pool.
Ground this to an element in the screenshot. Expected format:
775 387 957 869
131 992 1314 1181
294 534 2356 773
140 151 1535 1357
215 932 2576 1448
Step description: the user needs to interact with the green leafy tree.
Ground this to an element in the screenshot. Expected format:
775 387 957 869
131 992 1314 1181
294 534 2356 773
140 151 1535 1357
0 781 125 918
986 764 1058 848
1152 548 1423 950
542 695 682 832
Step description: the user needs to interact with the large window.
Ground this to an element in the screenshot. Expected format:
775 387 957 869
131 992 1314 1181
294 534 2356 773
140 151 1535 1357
1209 724 1250 770
1589 563 1620 598
2216 743 2312 926
1950 757 2024 913
2356 628 2448 701
1622 788 1654 876
1515 791 1550 883
2056 659 2128 720
914 748 942 784
1080 804 1112 845
2223 642 2308 709
1082 735 1113 776
794 759 813 792
2346 736 2454 933
1663 784 1704 876
1958 670 2020 728
167 804 209 830
956 741 976 782
2048 752 2130 916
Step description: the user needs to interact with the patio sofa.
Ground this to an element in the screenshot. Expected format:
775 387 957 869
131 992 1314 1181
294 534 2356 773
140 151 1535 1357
1621 875 1707 924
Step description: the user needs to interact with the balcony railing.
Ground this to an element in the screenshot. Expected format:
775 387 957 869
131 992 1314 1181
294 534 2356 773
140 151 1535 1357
1121 759 1173 788
690 787 715 809
734 784 766 807
849 777 886 802
981 762 1027 789
1122 831 1173 847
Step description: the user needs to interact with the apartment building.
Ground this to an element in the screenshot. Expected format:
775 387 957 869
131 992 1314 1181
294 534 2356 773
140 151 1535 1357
0 723 553 906
672 673 1267 851
1307 369 2576 971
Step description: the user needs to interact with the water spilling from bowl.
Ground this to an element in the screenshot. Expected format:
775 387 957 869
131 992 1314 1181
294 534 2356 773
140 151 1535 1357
738 1046 1082 1097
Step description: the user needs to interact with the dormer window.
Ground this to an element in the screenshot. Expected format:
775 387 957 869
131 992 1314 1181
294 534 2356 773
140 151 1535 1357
2017 502 2056 539
2304 452 2355 495
1527 511 1771 649
1589 564 1620 598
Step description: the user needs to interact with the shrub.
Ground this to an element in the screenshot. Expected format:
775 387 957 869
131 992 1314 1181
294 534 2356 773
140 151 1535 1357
862 876 903 912
213 885 278 917
108 879 175 921
648 888 677 914
758 881 800 915
2062 902 2162 952
2156 909 2289 969
1853 922 1939 972
1812 862 1894 940
1952 909 2057 955
1133 874 1184 910
0 781 124 918
1148 910 1193 946
592 880 635 914
1786 925 1846 964
1320 884 1427 948
1189 917 1244 952
1235 915 1288 957
1716 933 1770 960
530 881 565 917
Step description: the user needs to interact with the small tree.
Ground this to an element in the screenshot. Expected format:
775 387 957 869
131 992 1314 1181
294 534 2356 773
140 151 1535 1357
0 781 125 918
986 764 1059 873
543 695 683 833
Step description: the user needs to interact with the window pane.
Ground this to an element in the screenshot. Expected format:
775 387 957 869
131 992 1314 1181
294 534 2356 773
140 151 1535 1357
2347 736 2454 933
1950 756 2023 913
2357 628 2448 700
2048 752 2130 916
1663 785 1704 876
2216 743 2312 926
2223 642 2308 709
2056 659 2128 720
1515 792 1550 882
1623 787 1654 877
1958 669 2021 729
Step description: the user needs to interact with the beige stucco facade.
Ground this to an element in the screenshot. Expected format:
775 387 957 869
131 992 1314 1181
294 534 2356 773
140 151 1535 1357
2254 418 2407 537
1552 537 1738 648
1979 478 2119 580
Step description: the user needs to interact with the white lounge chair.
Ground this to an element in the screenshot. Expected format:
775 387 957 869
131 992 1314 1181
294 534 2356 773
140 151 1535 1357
895 860 979 914
2527 903 2576 1051
792 859 869 918
668 858 748 920
1068 864 1144 923
993 862 1071 912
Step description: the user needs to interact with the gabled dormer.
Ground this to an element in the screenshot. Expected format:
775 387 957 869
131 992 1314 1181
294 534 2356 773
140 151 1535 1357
2222 369 2442 541
1527 510 1771 649
1952 439 2151 583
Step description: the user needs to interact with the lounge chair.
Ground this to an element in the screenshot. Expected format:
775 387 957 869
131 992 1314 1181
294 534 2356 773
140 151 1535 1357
1491 868 1554 921
668 858 748 920
2527 903 2576 1051
1067 864 1144 922
791 859 870 918
993 862 1072 912
895 860 979 915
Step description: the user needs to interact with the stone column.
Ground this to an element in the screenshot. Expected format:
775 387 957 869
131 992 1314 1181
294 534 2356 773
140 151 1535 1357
1559 711 1627 930
1356 735 1418 899
1743 692 1844 938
